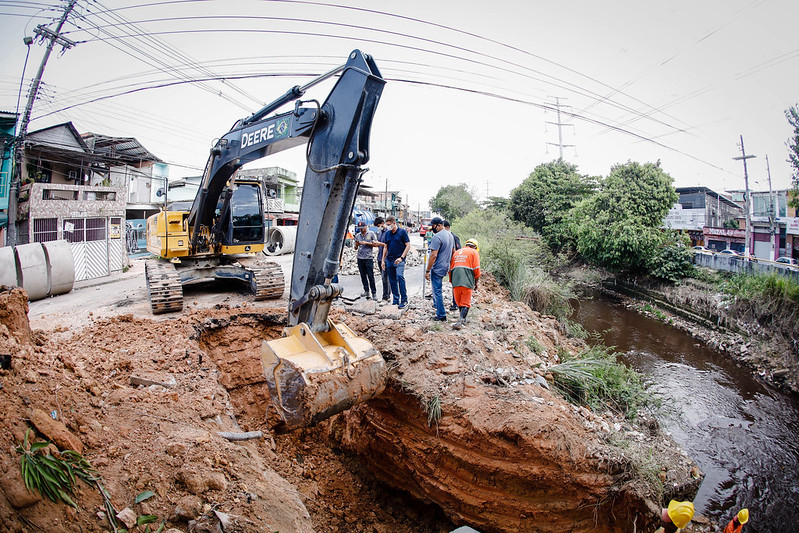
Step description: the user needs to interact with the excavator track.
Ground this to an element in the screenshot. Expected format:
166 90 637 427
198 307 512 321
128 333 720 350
145 260 183 314
250 261 284 300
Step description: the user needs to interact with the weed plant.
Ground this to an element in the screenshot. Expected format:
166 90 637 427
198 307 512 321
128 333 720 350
16 429 98 507
721 273 799 341
549 345 657 420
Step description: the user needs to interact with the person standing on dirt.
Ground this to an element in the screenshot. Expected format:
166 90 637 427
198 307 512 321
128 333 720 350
382 215 411 309
656 500 694 533
723 509 749 533
449 238 480 329
425 216 454 321
354 221 379 300
374 217 391 303
443 220 461 311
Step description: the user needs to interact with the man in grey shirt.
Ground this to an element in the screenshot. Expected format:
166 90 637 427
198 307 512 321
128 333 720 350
424 216 455 320
354 221 379 299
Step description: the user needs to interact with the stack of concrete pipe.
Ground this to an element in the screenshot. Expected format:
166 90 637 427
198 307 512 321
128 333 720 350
0 240 75 301
264 226 297 256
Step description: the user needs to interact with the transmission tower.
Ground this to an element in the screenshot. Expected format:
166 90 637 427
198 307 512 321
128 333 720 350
545 97 575 160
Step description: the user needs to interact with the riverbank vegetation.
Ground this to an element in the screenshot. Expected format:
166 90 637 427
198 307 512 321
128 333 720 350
550 344 658 420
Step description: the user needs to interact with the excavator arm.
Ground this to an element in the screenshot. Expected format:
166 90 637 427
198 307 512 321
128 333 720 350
251 51 387 430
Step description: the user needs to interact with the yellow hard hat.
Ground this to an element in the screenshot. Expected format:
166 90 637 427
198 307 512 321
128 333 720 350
737 508 749 524
667 500 695 529
465 238 479 251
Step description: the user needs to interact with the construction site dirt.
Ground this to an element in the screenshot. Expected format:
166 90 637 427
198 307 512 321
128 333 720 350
0 258 707 533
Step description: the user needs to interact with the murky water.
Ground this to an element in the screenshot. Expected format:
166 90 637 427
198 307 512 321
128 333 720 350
572 291 799 533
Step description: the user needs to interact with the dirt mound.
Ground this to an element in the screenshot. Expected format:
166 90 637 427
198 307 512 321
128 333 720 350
0 286 32 348
0 274 702 532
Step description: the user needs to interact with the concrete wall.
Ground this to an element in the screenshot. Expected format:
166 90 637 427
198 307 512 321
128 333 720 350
693 253 799 281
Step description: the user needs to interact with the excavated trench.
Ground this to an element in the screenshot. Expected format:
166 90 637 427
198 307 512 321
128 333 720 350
193 298 702 533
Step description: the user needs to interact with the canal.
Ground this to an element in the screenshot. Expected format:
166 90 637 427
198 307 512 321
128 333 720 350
572 291 799 533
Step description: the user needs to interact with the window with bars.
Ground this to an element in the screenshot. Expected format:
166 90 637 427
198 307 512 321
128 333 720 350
63 218 107 243
33 218 59 242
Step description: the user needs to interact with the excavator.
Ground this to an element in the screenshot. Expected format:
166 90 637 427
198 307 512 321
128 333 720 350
149 50 387 430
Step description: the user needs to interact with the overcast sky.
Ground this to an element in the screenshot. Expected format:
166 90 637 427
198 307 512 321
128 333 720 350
1 0 797 212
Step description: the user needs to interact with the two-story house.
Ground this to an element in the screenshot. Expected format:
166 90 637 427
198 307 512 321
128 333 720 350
12 122 161 280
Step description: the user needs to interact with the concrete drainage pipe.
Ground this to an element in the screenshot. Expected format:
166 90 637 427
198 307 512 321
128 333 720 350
264 226 297 256
0 240 75 300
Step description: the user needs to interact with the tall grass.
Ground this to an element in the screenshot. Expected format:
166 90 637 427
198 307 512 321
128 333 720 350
721 272 799 342
549 345 657 420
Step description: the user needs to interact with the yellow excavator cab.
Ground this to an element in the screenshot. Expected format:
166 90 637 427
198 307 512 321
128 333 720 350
262 319 386 430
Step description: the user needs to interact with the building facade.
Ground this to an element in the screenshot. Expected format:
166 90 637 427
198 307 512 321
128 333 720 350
664 186 743 249
11 122 162 280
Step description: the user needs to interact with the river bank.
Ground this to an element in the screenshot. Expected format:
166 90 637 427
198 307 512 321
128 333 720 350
562 265 799 395
570 285 799 533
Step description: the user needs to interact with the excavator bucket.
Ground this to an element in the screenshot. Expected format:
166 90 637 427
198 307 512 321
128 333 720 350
262 319 386 430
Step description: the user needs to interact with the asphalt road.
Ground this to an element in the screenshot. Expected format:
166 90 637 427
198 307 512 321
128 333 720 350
27 232 430 330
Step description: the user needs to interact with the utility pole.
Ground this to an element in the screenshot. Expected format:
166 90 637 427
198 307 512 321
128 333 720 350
733 135 756 258
545 97 575 160
6 0 77 246
766 154 777 259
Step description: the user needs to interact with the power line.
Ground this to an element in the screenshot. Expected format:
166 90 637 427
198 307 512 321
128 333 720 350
62 13 689 133
33 68 731 174
7 0 79 247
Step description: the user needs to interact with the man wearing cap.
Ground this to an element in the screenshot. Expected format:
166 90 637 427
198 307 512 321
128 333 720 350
354 221 379 300
449 238 480 329
656 500 695 533
382 215 411 309
374 217 391 302
425 216 455 321
443 220 461 311
723 509 749 533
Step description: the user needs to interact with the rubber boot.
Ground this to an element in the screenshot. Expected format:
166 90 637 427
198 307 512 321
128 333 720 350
452 306 463 329
460 306 469 324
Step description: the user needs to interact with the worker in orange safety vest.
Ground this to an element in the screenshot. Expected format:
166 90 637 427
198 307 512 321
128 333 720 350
723 508 749 533
449 238 480 329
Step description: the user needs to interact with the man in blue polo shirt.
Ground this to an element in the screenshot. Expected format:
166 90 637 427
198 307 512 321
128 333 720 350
381 215 411 309
424 216 454 321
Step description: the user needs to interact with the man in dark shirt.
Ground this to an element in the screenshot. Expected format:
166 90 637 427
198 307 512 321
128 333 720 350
374 217 391 302
381 215 411 309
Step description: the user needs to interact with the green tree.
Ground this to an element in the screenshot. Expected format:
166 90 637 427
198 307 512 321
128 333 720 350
508 160 597 251
482 196 510 212
786 104 799 208
570 161 678 272
429 183 479 221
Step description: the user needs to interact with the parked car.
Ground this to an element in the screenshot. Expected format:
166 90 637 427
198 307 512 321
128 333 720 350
719 249 742 257
692 246 712 253
776 256 798 267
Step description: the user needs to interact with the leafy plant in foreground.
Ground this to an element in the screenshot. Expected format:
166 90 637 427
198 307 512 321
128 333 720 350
17 429 98 507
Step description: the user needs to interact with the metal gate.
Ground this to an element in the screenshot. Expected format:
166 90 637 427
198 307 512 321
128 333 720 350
63 217 109 280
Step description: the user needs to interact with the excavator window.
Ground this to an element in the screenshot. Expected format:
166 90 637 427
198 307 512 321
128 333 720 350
230 183 264 243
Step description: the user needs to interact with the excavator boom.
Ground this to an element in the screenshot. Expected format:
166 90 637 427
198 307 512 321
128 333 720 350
261 50 387 430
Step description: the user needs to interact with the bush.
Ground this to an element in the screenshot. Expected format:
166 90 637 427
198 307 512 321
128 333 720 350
549 345 657 419
648 243 695 282
452 209 574 318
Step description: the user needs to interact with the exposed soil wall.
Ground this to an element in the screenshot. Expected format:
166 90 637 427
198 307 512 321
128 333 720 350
326 275 702 532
